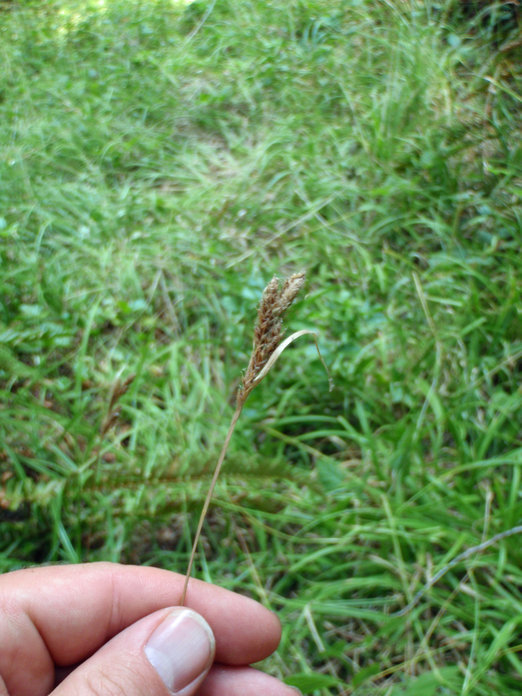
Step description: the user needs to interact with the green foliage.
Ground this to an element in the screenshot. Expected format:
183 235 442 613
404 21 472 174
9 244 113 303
1 1 521 694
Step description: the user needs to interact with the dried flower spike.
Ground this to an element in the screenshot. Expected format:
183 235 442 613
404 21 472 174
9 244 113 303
239 272 306 404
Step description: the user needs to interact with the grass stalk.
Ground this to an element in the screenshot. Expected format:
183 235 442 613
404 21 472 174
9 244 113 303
180 271 331 604
180 402 242 605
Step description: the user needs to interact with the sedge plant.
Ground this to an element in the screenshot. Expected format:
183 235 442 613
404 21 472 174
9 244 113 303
180 272 331 604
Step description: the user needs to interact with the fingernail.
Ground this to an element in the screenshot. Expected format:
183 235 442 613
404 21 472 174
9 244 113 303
145 608 215 695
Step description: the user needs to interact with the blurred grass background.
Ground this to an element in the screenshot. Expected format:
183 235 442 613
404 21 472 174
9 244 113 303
0 1 521 694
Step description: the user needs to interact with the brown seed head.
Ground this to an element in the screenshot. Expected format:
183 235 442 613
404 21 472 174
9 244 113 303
239 272 306 404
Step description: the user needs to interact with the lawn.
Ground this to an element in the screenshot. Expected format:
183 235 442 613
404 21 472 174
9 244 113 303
0 1 521 694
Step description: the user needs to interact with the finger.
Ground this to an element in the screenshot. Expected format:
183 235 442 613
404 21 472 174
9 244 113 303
200 665 302 696
2 562 280 663
0 563 281 696
52 607 215 696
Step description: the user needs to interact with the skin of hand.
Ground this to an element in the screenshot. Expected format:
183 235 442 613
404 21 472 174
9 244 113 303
0 562 301 696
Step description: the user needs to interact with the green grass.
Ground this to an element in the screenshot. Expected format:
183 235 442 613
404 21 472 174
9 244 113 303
1 0 521 694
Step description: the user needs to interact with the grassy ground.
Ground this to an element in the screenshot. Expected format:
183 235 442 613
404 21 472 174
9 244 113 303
1 0 521 694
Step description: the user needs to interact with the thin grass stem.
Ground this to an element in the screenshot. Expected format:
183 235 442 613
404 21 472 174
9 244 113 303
180 402 243 605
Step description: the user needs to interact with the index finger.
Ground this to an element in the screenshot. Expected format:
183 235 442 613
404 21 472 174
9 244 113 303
0 562 281 667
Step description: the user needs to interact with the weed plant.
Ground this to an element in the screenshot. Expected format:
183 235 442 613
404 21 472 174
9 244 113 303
0 1 521 695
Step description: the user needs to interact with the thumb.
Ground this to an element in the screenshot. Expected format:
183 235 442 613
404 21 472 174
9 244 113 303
52 607 215 696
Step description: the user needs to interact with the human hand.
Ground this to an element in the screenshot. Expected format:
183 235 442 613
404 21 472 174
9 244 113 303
0 562 300 696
